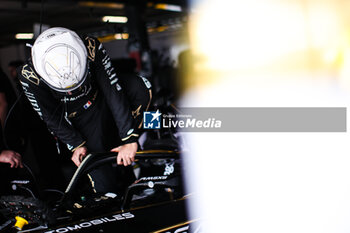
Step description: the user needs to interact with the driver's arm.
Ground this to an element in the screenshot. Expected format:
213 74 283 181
19 64 86 152
89 38 138 166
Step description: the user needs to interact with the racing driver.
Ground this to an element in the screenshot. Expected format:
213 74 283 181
18 27 151 193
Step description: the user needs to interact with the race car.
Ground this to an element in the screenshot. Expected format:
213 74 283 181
0 150 196 233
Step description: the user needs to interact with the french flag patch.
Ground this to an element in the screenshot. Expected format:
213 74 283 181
83 101 92 109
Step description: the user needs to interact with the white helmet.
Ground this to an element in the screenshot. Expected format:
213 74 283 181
31 27 88 92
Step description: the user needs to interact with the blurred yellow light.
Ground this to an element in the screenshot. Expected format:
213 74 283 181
191 1 310 71
155 3 182 12
79 1 124 9
98 35 115 43
114 34 122 40
323 49 339 64
190 0 350 76
98 33 129 43
307 5 340 49
102 16 128 23
15 33 33 39
184 2 350 232
157 26 168 32
114 33 129 40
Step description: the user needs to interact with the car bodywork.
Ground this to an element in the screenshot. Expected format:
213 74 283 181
0 151 195 233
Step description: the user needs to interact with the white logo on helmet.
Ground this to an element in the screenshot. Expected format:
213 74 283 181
32 27 88 92
43 44 82 89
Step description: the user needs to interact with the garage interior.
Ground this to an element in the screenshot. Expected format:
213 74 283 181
0 1 192 232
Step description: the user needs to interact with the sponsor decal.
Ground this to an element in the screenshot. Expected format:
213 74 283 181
100 47 122 93
164 162 175 176
86 37 96 61
64 115 73 125
109 73 117 80
47 33 56 38
116 83 122 91
83 101 92 109
21 64 40 85
127 129 134 135
153 220 200 233
68 112 77 118
20 81 43 118
139 75 152 89
102 55 112 69
155 224 190 233
44 212 134 233
110 78 118 85
61 85 92 102
173 226 189 233
132 105 142 118
67 144 74 151
11 180 30 185
139 176 168 181
106 67 115 76
135 176 168 183
144 110 161 129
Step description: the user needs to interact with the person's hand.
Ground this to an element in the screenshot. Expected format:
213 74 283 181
71 146 87 167
0 150 23 168
111 142 138 166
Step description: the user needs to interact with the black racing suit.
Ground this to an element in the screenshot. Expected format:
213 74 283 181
19 37 152 193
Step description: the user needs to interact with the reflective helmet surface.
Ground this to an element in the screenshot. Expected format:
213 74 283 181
31 27 88 92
